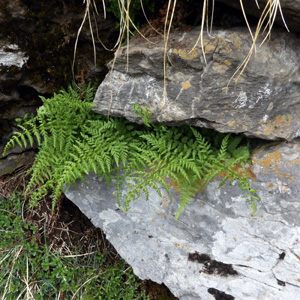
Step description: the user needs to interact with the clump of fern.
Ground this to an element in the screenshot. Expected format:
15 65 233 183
3 84 259 219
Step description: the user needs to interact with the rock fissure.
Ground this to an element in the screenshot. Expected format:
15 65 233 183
188 252 238 277
207 287 235 300
1 148 36 158
237 269 286 291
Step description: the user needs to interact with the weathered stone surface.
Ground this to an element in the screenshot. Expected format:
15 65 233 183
93 27 300 141
66 141 300 300
216 0 300 33
0 151 35 176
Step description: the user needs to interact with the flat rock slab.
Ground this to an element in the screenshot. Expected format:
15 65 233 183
66 141 300 300
94 27 300 141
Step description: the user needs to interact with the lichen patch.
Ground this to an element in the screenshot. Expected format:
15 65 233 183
263 115 293 137
181 81 191 90
173 48 198 60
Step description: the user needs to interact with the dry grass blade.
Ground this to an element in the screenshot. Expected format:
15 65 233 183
71 274 100 300
162 0 177 108
119 0 157 44
1 246 23 300
23 257 35 300
0 208 17 216
107 0 157 116
228 0 289 89
88 1 97 66
126 0 130 72
140 0 163 36
239 0 255 41
61 251 97 258
0 249 13 269
73 0 107 78
208 0 214 36
79 0 289 111
73 0 90 77
189 0 209 65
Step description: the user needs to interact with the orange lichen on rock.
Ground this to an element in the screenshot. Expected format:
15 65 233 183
263 115 293 136
291 158 300 164
219 163 256 181
274 166 291 179
181 81 191 90
168 178 181 192
227 121 236 127
256 152 281 170
254 150 297 182
173 48 198 60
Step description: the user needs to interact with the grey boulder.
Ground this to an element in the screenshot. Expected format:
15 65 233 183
93 27 300 141
66 141 300 300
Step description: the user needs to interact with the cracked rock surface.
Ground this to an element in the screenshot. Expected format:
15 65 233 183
66 141 300 300
93 27 300 141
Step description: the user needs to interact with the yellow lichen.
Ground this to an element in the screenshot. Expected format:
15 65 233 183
227 121 236 127
173 48 198 60
212 62 229 74
181 81 191 90
229 33 242 48
205 44 216 54
257 152 281 170
224 60 232 66
263 115 293 136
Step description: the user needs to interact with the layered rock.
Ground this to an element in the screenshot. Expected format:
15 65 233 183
66 141 300 300
93 27 300 141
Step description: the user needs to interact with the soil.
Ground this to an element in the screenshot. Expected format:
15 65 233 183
0 164 179 300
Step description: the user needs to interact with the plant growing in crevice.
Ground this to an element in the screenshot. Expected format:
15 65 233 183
3 84 259 219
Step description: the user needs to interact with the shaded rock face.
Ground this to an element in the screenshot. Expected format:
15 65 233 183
0 0 117 175
66 141 300 300
93 27 300 141
216 0 300 33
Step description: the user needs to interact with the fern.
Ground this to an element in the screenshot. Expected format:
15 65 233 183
3 83 259 218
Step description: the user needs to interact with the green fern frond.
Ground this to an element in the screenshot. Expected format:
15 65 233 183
3 84 259 218
218 133 230 160
176 184 196 220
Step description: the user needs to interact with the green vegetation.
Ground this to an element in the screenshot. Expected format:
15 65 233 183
107 0 156 25
0 193 149 299
3 84 259 219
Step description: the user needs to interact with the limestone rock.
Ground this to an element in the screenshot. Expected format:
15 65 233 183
66 141 300 300
0 151 35 176
93 27 300 141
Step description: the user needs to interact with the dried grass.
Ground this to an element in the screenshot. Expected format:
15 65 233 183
73 0 289 107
